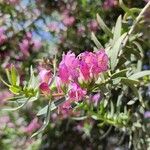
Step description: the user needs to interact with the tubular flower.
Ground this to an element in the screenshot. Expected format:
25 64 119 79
58 51 79 83
68 83 87 102
39 69 52 84
39 82 50 95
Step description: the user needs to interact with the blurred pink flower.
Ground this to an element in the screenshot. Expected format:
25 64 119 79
24 118 40 134
62 15 75 27
6 0 19 5
0 90 13 105
19 32 42 57
0 27 7 45
88 20 98 32
48 22 60 32
19 39 30 57
103 0 118 10
92 93 101 106
77 25 85 36
33 39 42 51
144 111 150 118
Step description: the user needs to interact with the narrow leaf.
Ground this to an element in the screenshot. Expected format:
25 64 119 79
129 71 150 80
112 15 122 46
91 32 103 49
109 33 127 70
96 14 113 38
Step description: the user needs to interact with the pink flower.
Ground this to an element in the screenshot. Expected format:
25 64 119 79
62 15 75 27
33 39 42 51
6 0 19 5
68 83 86 102
24 118 40 134
92 93 101 106
96 50 109 72
19 39 30 57
77 25 85 36
88 20 98 32
58 51 79 83
0 27 7 45
79 61 90 81
19 32 42 57
103 0 117 10
78 50 109 77
58 64 70 83
39 82 50 95
48 22 60 32
39 69 51 84
144 111 150 118
0 90 13 105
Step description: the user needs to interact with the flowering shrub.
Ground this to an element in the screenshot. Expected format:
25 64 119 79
0 0 150 150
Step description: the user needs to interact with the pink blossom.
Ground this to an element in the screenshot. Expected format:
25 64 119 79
88 20 98 32
48 22 60 32
19 39 30 57
39 69 51 83
33 39 42 51
19 32 42 57
0 27 7 45
144 111 150 118
39 82 50 95
79 61 90 81
58 51 79 83
0 90 13 105
58 64 70 83
92 93 101 106
77 25 85 36
24 118 40 134
62 15 75 27
68 83 86 102
103 0 117 10
6 0 19 5
96 50 109 72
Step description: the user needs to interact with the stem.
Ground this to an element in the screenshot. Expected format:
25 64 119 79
122 1 150 48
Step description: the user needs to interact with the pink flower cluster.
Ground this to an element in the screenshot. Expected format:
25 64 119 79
19 32 42 57
0 27 7 45
59 50 108 84
39 50 108 114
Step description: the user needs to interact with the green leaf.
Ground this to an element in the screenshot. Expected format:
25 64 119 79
9 86 21 94
91 32 103 49
127 100 136 105
10 65 18 86
6 68 12 84
3 97 29 111
121 78 145 107
129 71 150 80
111 68 129 79
109 33 127 70
37 97 66 116
96 14 113 38
112 15 122 46
32 100 52 138
119 0 129 12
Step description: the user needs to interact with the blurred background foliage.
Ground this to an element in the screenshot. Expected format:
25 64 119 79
0 0 150 150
